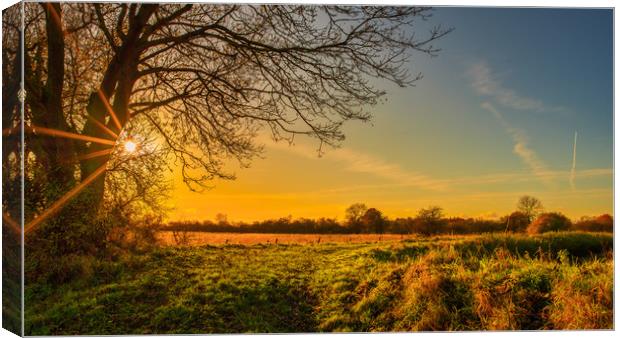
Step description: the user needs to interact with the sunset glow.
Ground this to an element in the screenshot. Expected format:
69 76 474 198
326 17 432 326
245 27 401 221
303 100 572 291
166 8 613 223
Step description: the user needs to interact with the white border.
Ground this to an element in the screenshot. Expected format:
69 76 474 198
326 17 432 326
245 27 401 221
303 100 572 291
0 1 615 338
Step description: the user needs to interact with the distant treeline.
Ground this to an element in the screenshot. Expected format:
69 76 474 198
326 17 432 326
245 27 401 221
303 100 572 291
160 212 613 235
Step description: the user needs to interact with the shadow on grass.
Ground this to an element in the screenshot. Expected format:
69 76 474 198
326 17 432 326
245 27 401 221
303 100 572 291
150 277 318 333
369 245 428 262
26 248 318 335
454 232 612 261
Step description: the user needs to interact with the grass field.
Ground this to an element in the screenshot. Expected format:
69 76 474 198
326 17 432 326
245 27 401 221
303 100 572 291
157 231 428 245
25 232 613 334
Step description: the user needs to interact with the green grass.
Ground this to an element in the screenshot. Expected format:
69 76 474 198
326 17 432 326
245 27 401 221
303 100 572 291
25 232 613 334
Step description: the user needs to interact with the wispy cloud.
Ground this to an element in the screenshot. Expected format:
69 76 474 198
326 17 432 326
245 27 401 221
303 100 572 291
266 139 612 194
570 131 578 190
325 148 449 191
266 141 448 191
448 167 610 187
481 102 552 185
468 62 561 113
188 171 611 203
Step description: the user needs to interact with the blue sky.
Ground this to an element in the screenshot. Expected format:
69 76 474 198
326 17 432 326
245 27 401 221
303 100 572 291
432 7 612 152
169 7 613 222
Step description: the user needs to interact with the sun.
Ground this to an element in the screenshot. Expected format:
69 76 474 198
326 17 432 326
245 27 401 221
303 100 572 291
124 140 138 153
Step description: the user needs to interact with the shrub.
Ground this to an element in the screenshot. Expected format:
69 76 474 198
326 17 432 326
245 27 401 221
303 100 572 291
501 211 530 233
527 213 571 235
572 214 613 233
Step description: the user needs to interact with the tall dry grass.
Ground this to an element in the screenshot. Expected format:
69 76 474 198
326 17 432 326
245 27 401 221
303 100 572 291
156 231 425 245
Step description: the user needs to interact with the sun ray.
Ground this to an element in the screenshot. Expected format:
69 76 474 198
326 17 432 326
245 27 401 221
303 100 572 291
44 3 63 34
87 115 118 139
77 148 114 161
97 89 122 131
2 126 19 136
25 163 108 235
2 212 21 234
27 125 116 146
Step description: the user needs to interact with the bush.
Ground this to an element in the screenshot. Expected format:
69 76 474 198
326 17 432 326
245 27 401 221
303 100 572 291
501 211 530 233
527 213 571 235
109 214 162 251
572 214 613 233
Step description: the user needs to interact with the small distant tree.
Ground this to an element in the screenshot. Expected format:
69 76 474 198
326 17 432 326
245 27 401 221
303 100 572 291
595 214 614 228
345 203 368 233
390 217 414 234
415 206 444 235
360 208 386 234
527 212 571 235
345 203 368 223
215 213 228 225
516 196 544 222
502 211 530 233
573 214 613 233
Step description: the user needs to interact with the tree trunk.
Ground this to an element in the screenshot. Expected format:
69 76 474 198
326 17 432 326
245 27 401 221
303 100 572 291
79 4 157 208
33 3 75 192
2 28 21 166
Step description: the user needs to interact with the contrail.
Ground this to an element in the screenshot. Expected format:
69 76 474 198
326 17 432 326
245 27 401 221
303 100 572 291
481 102 551 185
570 131 578 190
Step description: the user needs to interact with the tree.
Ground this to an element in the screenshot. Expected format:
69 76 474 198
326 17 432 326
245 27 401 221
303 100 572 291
414 206 444 235
417 206 443 222
526 212 571 235
516 195 544 223
2 5 24 333
595 214 613 226
573 214 613 233
502 211 530 233
215 213 228 225
360 208 386 234
2 5 23 224
344 203 368 232
22 4 451 247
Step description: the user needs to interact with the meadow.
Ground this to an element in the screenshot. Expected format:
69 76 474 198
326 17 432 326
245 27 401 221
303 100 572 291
25 231 613 334
157 231 426 245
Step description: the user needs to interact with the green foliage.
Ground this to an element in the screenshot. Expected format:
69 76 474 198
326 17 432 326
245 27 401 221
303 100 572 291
27 189 113 257
2 223 22 335
25 232 613 334
454 232 612 260
26 192 164 285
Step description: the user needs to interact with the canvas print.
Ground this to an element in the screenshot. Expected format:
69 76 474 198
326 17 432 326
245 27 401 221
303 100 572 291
1 2 614 335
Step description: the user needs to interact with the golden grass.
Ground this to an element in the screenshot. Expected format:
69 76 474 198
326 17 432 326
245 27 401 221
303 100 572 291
156 231 427 245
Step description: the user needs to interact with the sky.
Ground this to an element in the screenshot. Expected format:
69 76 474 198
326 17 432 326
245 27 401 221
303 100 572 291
167 7 613 223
